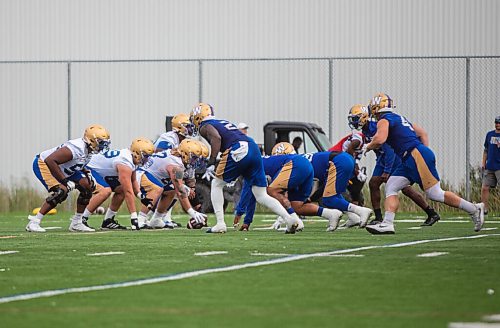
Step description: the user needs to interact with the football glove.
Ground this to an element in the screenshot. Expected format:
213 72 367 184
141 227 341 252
187 208 207 224
202 165 216 181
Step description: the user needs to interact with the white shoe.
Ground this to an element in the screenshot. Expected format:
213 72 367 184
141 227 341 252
297 219 304 232
26 216 46 233
271 216 285 230
149 217 166 229
164 221 176 229
323 209 343 232
69 221 95 232
206 223 227 233
344 212 361 228
365 222 395 235
285 213 300 234
471 203 485 232
356 207 373 228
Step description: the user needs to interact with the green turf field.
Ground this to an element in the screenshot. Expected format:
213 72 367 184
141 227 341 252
0 212 499 328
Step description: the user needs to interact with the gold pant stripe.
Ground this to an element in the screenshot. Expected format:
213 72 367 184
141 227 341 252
215 149 230 178
323 162 337 197
269 161 293 189
411 148 439 190
37 158 60 190
140 174 162 195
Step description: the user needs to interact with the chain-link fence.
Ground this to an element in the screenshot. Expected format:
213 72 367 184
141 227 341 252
1 56 499 200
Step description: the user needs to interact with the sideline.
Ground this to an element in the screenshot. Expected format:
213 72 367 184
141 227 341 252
0 233 498 305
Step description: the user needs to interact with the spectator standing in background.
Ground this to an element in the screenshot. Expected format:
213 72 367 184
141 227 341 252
481 116 500 215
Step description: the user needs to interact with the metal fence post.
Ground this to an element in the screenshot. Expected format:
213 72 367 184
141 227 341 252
465 58 471 200
198 60 203 102
67 62 73 212
328 59 333 140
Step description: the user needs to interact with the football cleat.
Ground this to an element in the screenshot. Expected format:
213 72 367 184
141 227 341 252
69 221 95 232
164 221 176 229
368 218 383 226
26 216 46 233
339 212 361 229
101 217 127 230
323 209 343 232
471 203 485 232
285 214 300 234
148 217 166 229
82 216 96 230
366 222 395 235
206 223 227 233
271 216 285 230
421 213 440 226
239 223 249 231
356 207 373 228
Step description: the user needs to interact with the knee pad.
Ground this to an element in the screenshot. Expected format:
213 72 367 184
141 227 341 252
425 182 445 202
46 186 68 207
77 188 93 206
385 176 411 197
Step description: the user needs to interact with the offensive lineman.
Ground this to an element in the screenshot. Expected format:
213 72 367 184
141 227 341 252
27 124 110 232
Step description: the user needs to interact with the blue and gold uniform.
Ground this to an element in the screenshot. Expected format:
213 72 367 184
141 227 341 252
235 154 314 224
200 119 267 187
363 121 400 176
379 112 440 190
304 151 355 211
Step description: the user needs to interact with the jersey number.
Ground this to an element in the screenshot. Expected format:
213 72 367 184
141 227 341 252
220 120 237 131
401 116 415 131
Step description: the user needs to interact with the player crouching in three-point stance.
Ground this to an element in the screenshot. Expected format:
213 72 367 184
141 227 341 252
190 103 301 233
27 124 111 232
364 93 484 234
82 138 156 231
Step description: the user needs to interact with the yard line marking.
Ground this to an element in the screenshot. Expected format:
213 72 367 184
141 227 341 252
0 251 18 255
87 252 124 256
0 233 498 305
408 227 422 230
449 323 500 327
481 227 498 231
0 236 17 239
44 227 62 230
328 254 364 257
250 253 290 256
194 251 228 256
483 314 500 321
417 252 449 257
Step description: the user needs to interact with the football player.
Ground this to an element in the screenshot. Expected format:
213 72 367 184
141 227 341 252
81 137 155 230
27 124 110 232
136 139 207 229
364 93 484 234
348 104 440 226
154 113 194 151
189 103 301 233
234 142 343 231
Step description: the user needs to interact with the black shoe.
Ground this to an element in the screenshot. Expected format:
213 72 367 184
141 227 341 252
101 217 127 230
131 219 140 230
368 218 382 226
421 213 440 226
172 220 182 228
82 216 95 230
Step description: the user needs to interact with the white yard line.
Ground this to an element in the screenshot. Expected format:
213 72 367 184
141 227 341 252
194 251 228 256
87 252 125 256
417 252 449 257
250 252 290 256
449 323 500 328
0 251 18 255
0 233 498 305
0 236 17 239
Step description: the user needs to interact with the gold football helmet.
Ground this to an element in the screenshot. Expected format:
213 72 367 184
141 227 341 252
348 104 370 130
178 139 207 168
130 138 155 166
369 93 394 116
83 124 110 154
272 142 296 155
199 142 210 158
172 113 194 136
189 103 214 128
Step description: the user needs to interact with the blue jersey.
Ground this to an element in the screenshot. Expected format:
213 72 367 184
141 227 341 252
303 152 331 181
200 118 251 152
484 130 500 171
262 154 297 177
379 112 421 158
363 121 398 174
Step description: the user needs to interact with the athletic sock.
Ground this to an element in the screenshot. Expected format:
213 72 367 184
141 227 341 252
104 208 117 221
458 199 477 214
383 211 395 225
374 208 383 220
424 206 437 217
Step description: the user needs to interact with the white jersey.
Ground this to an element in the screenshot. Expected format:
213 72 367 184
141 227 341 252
39 138 92 178
142 149 184 185
87 148 135 179
154 131 180 151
